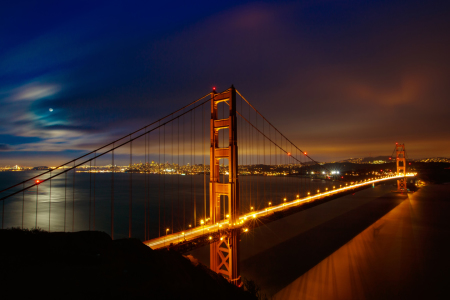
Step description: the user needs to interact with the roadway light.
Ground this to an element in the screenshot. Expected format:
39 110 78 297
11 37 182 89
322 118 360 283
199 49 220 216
200 219 204 225
283 198 287 202
250 206 254 211
296 195 299 198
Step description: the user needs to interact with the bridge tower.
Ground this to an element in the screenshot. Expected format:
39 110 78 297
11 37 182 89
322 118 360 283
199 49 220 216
396 143 407 192
209 86 241 286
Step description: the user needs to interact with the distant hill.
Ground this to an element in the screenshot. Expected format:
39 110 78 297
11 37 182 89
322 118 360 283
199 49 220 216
361 156 391 162
334 157 450 164
32 166 49 170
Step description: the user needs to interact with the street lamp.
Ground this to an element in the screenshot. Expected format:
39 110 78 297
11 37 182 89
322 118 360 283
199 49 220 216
164 228 169 246
200 219 205 235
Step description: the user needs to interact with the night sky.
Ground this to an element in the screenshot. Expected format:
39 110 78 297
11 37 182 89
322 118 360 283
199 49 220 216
1 0 449 166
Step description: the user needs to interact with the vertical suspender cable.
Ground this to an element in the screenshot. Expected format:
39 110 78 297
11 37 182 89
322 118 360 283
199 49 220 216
89 160 92 231
172 121 174 234
192 109 197 226
112 144 114 239
193 109 196 227
248 100 251 211
182 115 188 229
89 159 91 231
256 110 259 211
263 118 265 207
129 136 132 238
35 183 38 228
183 114 185 230
269 126 272 206
203 101 206 221
73 161 75 232
159 124 161 237
275 130 277 203
64 170 67 232
178 118 180 232
144 131 147 240
2 188 4 229
163 125 166 233
49 170 51 232
93 151 96 231
22 183 25 229
190 110 193 227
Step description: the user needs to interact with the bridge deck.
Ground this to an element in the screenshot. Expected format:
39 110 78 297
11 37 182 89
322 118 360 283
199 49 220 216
143 174 415 250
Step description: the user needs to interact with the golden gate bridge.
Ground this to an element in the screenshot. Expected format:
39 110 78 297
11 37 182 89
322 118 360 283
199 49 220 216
0 86 414 286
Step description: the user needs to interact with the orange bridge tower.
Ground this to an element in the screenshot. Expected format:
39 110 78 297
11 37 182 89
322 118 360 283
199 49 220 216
209 86 241 286
396 143 407 192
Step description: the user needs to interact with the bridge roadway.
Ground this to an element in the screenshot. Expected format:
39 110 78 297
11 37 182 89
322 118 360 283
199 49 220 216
143 174 415 250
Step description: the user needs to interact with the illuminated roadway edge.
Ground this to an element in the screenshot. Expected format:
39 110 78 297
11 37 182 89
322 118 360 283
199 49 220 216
143 174 415 250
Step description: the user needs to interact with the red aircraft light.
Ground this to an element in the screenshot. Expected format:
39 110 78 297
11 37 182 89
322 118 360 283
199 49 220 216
36 180 40 184
287 152 291 156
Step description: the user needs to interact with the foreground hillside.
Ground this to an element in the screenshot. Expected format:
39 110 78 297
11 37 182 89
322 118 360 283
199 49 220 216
0 229 255 300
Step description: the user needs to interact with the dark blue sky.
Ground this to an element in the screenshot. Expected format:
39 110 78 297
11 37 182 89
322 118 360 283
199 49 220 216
1 0 449 165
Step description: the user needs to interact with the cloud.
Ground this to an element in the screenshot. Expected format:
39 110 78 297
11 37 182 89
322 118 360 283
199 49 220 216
13 84 60 101
0 144 11 151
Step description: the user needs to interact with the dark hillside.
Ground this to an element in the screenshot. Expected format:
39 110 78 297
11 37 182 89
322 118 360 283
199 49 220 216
0 229 254 300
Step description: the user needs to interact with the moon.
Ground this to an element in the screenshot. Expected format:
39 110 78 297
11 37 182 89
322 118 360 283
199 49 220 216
49 108 53 112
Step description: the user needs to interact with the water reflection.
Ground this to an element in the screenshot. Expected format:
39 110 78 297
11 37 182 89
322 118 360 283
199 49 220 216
1 171 337 241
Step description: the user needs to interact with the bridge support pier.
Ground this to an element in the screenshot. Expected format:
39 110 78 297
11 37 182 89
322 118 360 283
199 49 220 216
209 86 241 286
210 229 240 283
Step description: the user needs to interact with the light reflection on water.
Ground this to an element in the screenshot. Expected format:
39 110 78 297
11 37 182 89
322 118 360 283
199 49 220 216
0 171 337 240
